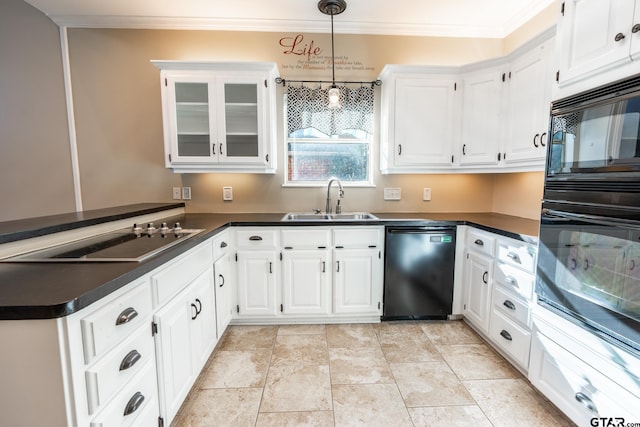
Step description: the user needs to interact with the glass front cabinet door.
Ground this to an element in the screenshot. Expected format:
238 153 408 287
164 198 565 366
153 62 279 173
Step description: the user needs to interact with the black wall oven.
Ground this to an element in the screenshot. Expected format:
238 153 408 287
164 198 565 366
537 74 640 355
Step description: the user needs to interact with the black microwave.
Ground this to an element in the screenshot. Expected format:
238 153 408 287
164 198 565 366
547 73 640 182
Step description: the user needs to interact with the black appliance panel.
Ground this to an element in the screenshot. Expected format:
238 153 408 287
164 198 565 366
383 226 456 320
537 203 640 353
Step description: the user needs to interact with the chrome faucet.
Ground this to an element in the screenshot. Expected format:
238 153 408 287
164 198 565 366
325 178 344 214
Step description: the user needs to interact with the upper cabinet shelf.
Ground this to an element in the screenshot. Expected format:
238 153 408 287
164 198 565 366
152 61 279 174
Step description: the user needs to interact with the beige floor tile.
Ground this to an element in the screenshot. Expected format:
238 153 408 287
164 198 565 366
390 361 475 407
277 324 327 335
174 388 262 427
256 411 335 427
261 363 332 412
438 343 520 380
420 320 483 345
380 338 442 363
332 384 413 427
374 322 428 344
217 325 277 350
198 349 271 388
271 334 329 367
408 405 492 427
463 378 575 427
326 324 378 348
329 346 395 384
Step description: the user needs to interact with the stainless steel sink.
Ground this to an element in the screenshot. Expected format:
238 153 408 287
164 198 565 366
331 212 378 220
281 212 378 221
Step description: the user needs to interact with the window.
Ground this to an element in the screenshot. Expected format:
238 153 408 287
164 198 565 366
284 85 374 185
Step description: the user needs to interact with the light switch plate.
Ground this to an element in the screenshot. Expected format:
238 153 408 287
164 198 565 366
223 186 233 201
383 188 401 200
172 187 182 200
181 187 191 200
423 188 432 201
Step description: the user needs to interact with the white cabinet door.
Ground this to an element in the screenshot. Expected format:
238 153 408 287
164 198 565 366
631 3 640 61
557 0 636 86
282 250 331 315
459 67 502 166
154 266 217 426
188 268 217 373
154 289 195 425
333 248 382 314
503 39 553 164
463 251 493 334
164 75 218 165
236 250 278 317
391 77 457 167
213 254 233 339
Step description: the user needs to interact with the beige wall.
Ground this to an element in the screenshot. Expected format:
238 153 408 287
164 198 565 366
492 172 544 219
0 0 75 222
503 2 559 54
2 2 557 223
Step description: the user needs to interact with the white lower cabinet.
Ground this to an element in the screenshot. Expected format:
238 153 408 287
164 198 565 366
213 230 233 339
236 250 279 317
530 307 640 424
154 265 217 425
233 226 383 323
334 248 382 315
463 250 493 334
282 249 331 315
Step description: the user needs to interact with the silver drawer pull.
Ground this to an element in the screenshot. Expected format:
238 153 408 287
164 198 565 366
249 235 263 241
123 392 145 416
575 392 598 413
220 241 227 248
119 350 142 371
507 252 521 264
474 239 484 246
499 330 513 341
115 307 138 326
505 276 518 287
503 300 516 311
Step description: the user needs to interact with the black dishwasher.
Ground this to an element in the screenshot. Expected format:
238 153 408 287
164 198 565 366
383 226 456 320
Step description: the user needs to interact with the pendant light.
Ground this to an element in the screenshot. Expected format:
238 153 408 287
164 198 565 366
318 0 347 108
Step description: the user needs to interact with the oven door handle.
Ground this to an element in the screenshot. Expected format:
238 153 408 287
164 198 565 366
542 209 640 230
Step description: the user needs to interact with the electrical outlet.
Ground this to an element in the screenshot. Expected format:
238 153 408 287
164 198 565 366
181 187 191 200
383 188 401 200
223 187 233 201
172 187 182 200
423 188 432 201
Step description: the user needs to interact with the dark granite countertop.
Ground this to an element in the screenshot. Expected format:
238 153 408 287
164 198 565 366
0 205 539 320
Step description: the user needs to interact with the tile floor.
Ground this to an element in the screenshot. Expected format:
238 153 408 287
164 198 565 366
172 321 575 427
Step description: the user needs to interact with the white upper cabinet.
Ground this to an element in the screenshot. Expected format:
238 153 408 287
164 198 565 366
555 0 640 97
152 61 278 173
459 64 504 167
502 37 554 166
379 66 458 173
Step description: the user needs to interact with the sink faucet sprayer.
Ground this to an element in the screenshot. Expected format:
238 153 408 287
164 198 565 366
325 178 344 214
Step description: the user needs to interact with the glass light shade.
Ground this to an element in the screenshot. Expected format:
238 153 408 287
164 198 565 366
328 87 341 108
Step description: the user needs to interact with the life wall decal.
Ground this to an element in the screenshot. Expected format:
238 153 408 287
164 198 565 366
278 33 375 75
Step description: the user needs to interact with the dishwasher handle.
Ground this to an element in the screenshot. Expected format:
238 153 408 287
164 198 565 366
387 227 455 234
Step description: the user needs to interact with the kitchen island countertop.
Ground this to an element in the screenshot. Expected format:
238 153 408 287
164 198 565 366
0 205 539 320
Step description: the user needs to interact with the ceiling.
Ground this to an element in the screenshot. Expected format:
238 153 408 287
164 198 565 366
23 0 557 38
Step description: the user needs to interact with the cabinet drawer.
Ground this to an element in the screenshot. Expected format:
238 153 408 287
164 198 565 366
496 238 536 273
333 227 382 248
492 285 530 328
152 241 213 308
90 362 158 427
81 282 152 364
212 230 231 260
85 325 155 414
235 229 278 249
494 261 534 301
489 309 531 368
466 229 496 257
281 228 331 249
530 331 640 423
